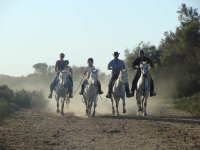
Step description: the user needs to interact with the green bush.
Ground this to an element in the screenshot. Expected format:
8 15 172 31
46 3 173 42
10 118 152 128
0 99 18 118
175 93 200 116
0 85 14 102
30 90 47 107
0 85 47 119
14 90 31 108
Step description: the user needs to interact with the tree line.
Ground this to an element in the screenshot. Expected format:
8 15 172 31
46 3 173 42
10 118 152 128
125 4 200 99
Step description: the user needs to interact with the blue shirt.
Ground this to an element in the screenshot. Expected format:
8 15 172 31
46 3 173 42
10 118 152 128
108 59 125 76
56 60 65 71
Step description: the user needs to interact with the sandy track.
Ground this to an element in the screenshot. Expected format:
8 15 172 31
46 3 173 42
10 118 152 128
0 100 200 150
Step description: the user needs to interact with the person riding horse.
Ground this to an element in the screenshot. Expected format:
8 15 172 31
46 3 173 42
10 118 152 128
79 58 103 95
106 51 133 98
131 50 156 97
64 60 74 98
48 53 73 98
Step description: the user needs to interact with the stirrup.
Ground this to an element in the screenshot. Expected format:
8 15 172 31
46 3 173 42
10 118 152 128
48 94 52 99
150 92 156 97
126 93 134 98
106 94 111 98
98 90 103 95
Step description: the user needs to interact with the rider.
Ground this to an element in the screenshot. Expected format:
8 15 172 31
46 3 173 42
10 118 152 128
64 60 73 98
79 58 103 95
106 51 133 98
131 50 156 97
48 53 66 99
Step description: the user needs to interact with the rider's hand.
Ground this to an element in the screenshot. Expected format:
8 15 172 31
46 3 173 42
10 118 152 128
134 65 140 69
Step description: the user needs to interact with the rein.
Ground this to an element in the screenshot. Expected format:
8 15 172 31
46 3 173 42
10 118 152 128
73 74 85 95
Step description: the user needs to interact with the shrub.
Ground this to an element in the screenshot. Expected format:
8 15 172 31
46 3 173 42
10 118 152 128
175 93 200 116
14 90 32 108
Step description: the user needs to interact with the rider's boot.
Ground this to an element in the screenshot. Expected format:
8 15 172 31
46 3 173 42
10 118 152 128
48 92 52 99
98 82 103 95
150 79 156 97
125 84 134 98
69 92 73 98
150 91 156 97
79 84 84 95
106 92 111 98
106 86 112 98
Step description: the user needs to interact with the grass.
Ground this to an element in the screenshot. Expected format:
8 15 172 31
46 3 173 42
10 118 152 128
174 92 200 116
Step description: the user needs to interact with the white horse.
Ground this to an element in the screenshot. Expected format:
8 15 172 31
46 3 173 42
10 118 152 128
136 62 151 116
83 70 98 117
54 71 70 115
111 69 128 116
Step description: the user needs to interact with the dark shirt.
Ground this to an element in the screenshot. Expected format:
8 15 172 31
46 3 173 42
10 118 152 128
56 60 66 71
108 59 125 76
132 56 153 70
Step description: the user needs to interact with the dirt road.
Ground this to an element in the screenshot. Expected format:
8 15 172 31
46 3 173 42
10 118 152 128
0 98 200 150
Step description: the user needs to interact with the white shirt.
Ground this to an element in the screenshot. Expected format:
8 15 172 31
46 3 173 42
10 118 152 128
65 66 72 77
85 65 95 79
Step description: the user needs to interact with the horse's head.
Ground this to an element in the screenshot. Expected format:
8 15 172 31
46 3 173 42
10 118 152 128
88 69 98 85
119 69 128 84
58 71 69 88
140 62 150 78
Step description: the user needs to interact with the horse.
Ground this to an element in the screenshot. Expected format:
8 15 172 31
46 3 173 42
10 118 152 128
111 69 128 116
136 62 151 116
83 70 98 117
54 71 71 115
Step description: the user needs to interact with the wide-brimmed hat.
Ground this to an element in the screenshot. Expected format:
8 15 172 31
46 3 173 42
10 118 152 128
113 51 120 56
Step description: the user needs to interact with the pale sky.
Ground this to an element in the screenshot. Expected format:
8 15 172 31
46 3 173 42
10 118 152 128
0 0 199 76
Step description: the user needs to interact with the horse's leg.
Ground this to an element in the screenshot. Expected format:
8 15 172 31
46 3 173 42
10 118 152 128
116 97 119 116
141 97 145 113
143 97 148 116
92 98 97 117
88 100 92 118
122 96 126 114
84 97 88 115
111 96 115 115
136 93 141 115
65 96 69 110
61 97 65 115
56 98 60 113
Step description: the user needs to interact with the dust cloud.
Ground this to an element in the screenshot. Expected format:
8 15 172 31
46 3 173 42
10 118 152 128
44 78 171 117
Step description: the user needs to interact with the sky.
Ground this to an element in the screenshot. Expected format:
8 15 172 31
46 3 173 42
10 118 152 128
0 0 199 76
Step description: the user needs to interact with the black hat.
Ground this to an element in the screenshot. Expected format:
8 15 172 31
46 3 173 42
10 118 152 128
60 53 65 57
87 58 94 63
139 50 144 55
113 51 120 56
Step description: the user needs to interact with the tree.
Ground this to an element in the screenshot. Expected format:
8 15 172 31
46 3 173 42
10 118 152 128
157 3 200 97
33 63 48 74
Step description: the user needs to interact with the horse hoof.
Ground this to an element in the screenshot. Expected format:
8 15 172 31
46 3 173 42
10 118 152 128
123 109 126 114
57 110 60 113
112 111 115 115
117 113 120 116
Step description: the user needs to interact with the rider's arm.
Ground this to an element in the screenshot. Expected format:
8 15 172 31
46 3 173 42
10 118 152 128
70 67 73 78
84 67 87 75
55 61 59 72
132 58 140 69
107 61 112 70
121 60 126 70
147 58 153 67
